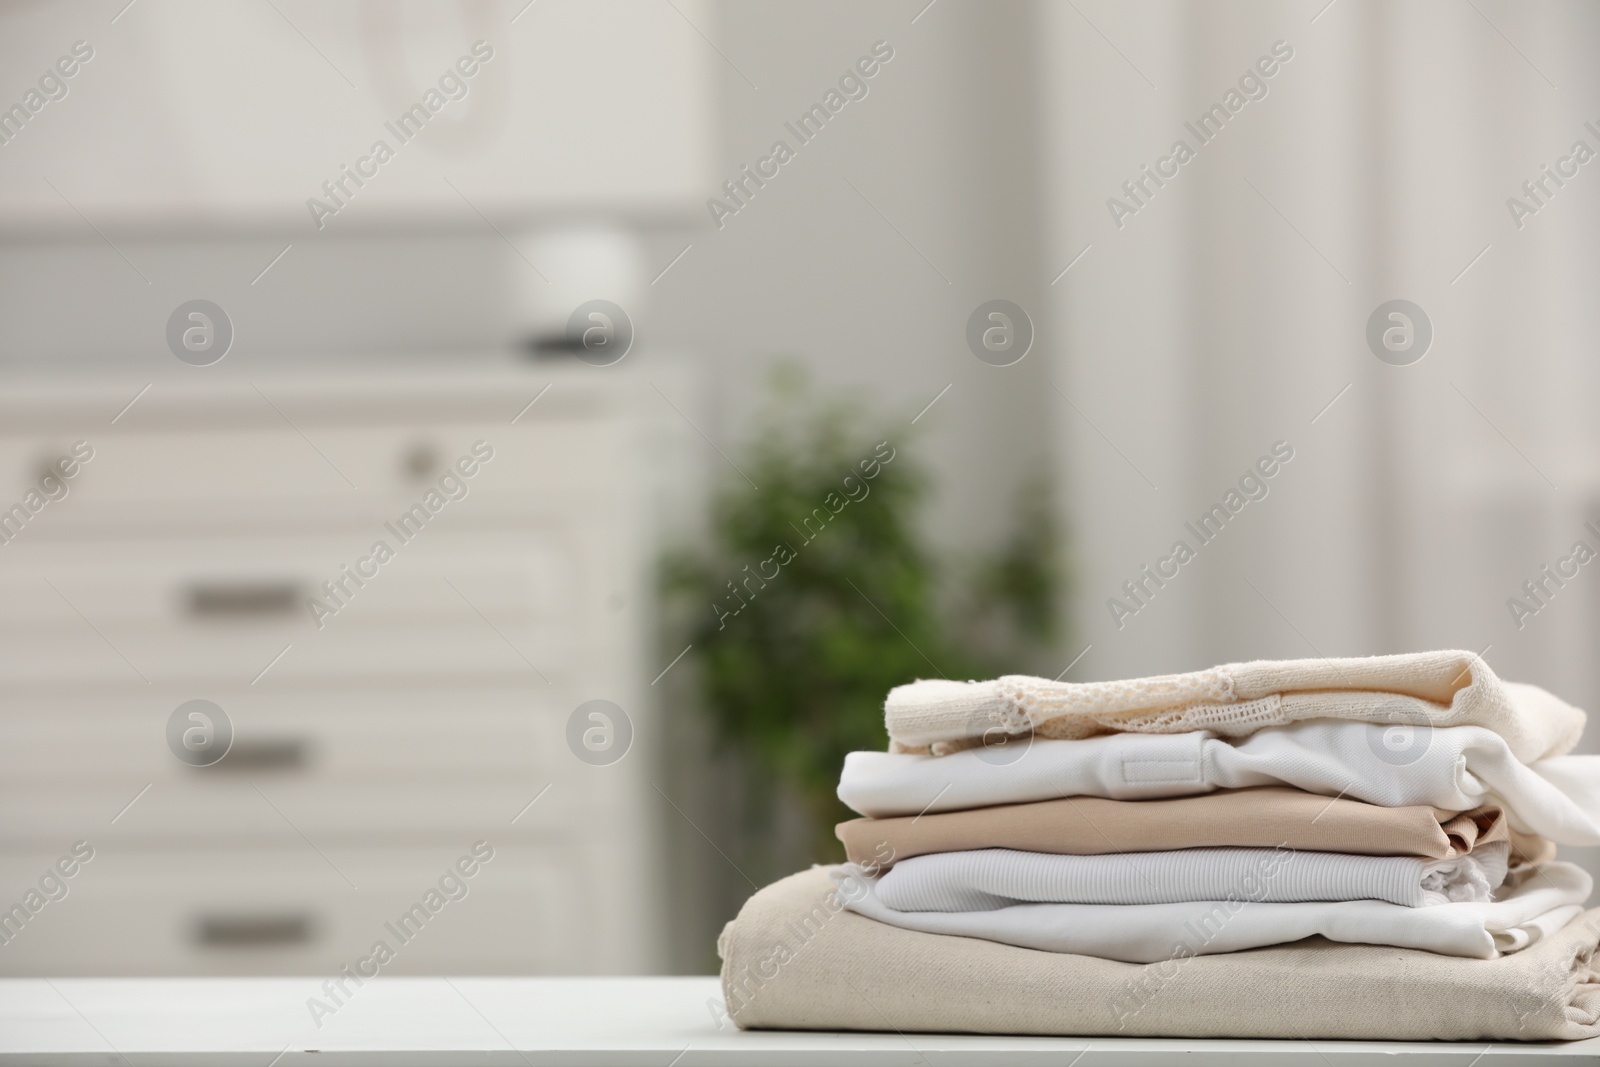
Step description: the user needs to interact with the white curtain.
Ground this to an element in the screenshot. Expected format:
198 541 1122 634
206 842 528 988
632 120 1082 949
1039 0 1600 750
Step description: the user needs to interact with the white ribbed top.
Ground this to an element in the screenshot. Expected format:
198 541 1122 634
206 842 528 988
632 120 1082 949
872 844 1509 911
834 861 1591 963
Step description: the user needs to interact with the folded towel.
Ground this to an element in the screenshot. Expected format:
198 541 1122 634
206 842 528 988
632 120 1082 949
719 865 1600 1038
837 721 1600 844
885 650 1583 764
870 843 1510 910
836 787 1542 866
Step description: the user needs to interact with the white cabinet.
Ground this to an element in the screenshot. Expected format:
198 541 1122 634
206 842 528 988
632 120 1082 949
0 368 677 975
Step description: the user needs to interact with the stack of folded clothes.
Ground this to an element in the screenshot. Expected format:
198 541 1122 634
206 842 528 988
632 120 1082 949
718 651 1600 1040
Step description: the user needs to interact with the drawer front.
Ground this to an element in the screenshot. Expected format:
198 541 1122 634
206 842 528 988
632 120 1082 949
0 842 613 975
0 775 645 849
0 531 578 625
0 523 645 686
0 418 629 511
0 691 649 847
0 624 596 687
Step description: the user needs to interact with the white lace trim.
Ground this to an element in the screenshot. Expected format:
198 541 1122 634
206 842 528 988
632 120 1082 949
996 669 1236 724
972 671 1296 743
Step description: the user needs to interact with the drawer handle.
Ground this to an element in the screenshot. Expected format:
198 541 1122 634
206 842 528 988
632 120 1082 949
194 913 313 948
203 738 308 772
186 581 301 618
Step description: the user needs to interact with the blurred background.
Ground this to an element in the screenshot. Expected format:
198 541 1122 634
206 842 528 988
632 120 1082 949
0 0 1596 979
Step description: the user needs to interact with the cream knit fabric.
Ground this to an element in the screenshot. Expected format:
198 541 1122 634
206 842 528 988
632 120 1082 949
885 650 1585 763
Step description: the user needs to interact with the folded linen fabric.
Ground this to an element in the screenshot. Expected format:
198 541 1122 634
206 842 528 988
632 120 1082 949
718 866 1600 1038
885 650 1583 763
843 859 1583 959
837 721 1600 844
835 787 1531 866
870 843 1510 910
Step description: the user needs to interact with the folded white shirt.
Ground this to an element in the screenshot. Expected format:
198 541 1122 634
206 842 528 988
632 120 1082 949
834 860 1593 962
873 844 1510 911
837 721 1600 844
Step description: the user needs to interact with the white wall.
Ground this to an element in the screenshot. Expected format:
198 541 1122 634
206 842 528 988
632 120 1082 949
0 0 1052 565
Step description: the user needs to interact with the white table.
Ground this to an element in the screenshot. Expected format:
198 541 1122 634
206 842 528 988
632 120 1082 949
2 977 1595 1065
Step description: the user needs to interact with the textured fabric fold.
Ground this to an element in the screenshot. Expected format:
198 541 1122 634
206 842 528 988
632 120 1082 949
843 858 1582 958
836 787 1531 866
718 866 1600 1038
870 844 1510 910
883 650 1584 764
837 721 1600 845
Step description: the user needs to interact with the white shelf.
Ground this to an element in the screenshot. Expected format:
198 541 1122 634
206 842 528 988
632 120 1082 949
1 977 1593 1065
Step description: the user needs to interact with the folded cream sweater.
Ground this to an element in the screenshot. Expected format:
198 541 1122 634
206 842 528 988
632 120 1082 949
886 650 1583 763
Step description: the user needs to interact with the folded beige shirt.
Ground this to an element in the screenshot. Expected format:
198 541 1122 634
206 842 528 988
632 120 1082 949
885 650 1585 763
719 867 1600 1040
837 787 1552 868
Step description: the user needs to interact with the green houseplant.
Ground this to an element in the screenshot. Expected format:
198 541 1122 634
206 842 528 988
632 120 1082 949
663 367 1063 862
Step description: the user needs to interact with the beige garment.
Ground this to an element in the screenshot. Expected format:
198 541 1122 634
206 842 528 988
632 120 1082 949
835 787 1546 868
719 867 1600 1040
884 650 1585 763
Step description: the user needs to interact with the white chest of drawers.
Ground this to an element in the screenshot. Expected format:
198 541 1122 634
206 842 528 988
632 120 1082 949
0 364 684 976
